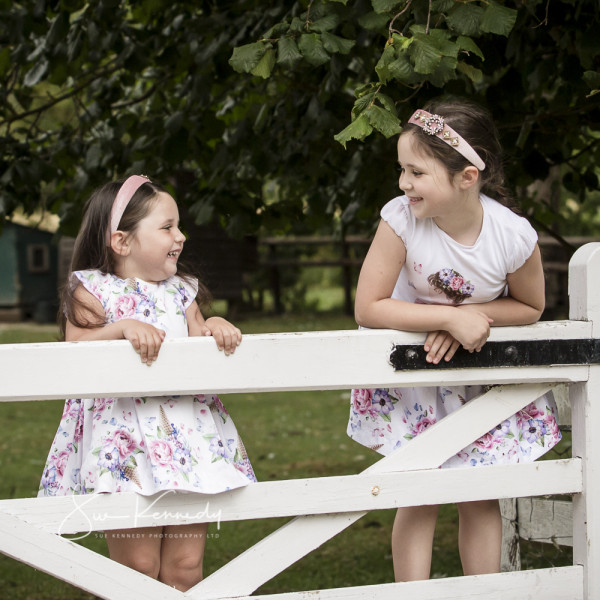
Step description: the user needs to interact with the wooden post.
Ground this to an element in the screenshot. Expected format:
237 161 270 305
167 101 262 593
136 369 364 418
500 498 520 571
568 242 600 600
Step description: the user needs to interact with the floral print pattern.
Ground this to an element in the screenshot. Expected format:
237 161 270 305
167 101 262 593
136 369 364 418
347 386 561 468
427 268 474 304
39 270 256 496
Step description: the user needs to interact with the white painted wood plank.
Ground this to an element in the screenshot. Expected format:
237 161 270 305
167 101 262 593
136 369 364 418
568 242 600 332
1 459 580 534
572 373 600 600
188 384 558 599
0 512 183 600
517 497 573 546
0 325 591 402
228 567 584 600
568 244 600 600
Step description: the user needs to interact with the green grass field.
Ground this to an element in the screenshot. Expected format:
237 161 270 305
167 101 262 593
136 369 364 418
0 314 572 598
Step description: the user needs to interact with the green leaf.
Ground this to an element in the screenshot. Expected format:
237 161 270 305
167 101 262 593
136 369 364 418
428 55 458 87
251 48 276 78
277 36 303 68
321 32 355 55
358 11 389 31
375 44 397 83
377 93 397 113
310 14 340 33
372 0 402 14
289 16 304 33
47 12 70 46
352 92 376 118
431 0 454 11
457 60 482 83
456 35 484 60
387 53 415 82
364 104 401 138
334 114 373 148
446 4 484 37
480 3 517 37
298 33 330 66
24 59 49 87
410 35 442 74
229 42 267 74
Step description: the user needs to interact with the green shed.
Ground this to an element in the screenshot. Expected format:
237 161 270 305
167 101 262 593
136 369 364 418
0 222 60 322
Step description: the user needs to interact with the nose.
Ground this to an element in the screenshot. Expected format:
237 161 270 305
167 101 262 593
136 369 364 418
398 170 410 192
175 227 186 242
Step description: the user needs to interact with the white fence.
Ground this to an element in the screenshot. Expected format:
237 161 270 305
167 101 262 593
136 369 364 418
1 244 599 599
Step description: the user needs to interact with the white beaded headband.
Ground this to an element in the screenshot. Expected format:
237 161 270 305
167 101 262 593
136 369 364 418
105 175 151 246
408 109 486 171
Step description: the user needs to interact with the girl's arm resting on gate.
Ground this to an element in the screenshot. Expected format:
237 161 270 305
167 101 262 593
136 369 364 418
456 245 545 326
424 245 545 364
186 301 241 355
65 284 165 364
354 220 492 353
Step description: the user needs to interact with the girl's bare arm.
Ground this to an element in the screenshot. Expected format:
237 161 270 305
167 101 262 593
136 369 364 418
355 219 491 351
65 285 165 364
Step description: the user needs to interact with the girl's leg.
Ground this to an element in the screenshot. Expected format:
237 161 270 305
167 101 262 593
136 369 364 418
105 526 162 579
391 504 440 581
456 499 502 575
158 523 208 591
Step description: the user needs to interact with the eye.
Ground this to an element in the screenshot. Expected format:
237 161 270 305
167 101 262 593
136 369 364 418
412 169 423 177
395 164 404 174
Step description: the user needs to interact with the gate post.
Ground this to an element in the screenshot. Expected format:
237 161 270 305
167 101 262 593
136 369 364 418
568 243 600 600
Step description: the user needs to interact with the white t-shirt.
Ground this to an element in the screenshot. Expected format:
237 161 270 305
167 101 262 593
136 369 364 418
381 194 538 305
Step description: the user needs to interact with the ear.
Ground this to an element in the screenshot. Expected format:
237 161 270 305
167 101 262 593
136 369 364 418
457 166 480 190
109 231 131 256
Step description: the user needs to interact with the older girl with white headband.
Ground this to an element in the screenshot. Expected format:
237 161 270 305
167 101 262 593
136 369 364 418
39 176 256 590
347 98 561 581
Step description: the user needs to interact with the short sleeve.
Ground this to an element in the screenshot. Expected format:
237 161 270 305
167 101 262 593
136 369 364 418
380 196 413 246
171 276 198 310
71 270 107 305
507 216 538 273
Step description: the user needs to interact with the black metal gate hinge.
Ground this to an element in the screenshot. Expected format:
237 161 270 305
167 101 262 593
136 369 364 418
390 339 600 371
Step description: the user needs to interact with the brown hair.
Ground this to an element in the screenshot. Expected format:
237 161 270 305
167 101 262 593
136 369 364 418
59 178 210 337
403 97 513 207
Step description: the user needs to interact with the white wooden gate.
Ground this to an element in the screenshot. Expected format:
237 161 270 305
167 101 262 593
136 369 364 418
1 243 599 599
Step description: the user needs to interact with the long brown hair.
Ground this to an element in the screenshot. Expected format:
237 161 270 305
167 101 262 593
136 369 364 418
59 178 211 337
404 97 513 208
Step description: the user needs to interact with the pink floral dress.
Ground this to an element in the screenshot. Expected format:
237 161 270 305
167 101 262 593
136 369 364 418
39 270 256 496
347 195 562 467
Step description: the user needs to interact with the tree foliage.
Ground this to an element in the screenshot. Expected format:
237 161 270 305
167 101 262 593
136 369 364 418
1 0 599 240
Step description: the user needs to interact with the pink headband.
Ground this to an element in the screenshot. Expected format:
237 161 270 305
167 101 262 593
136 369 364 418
106 175 151 246
408 109 486 171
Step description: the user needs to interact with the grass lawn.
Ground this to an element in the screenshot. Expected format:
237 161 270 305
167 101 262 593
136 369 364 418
0 313 572 598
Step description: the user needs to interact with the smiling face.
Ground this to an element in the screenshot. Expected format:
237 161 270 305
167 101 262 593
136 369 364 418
396 131 462 221
116 191 186 284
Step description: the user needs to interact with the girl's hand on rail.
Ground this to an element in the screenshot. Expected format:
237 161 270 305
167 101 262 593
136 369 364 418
201 316 242 356
424 330 461 364
121 320 166 365
425 308 493 363
448 308 493 353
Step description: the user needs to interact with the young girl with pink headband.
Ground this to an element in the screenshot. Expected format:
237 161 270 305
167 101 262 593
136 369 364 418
347 98 561 581
39 176 256 590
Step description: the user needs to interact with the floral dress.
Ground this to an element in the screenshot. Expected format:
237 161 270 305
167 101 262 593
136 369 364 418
347 195 562 467
39 270 256 496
